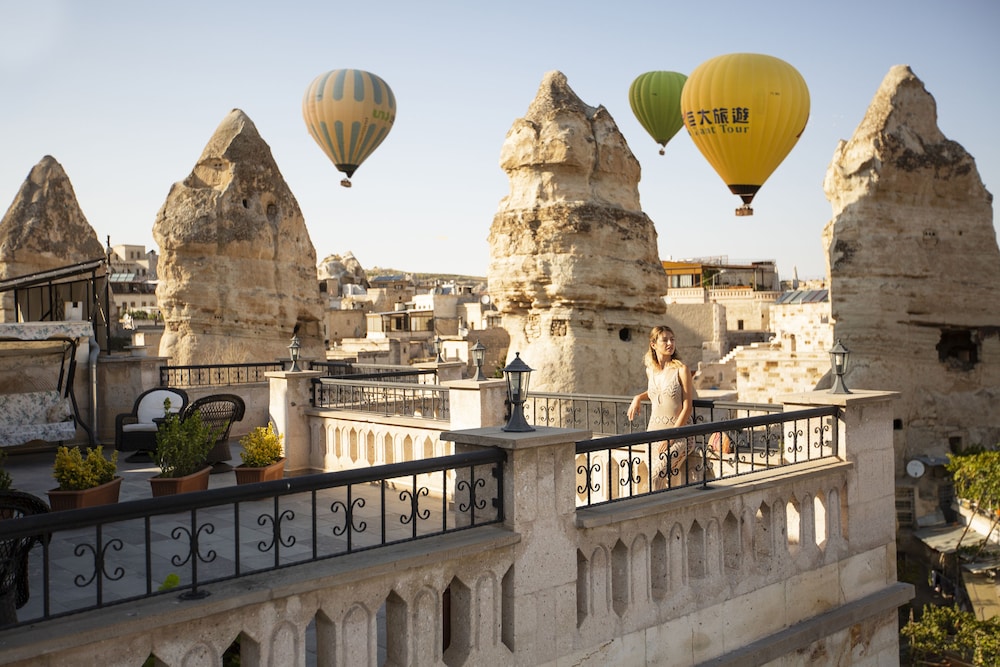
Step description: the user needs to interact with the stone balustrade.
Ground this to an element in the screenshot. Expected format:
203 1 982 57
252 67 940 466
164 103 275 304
0 385 911 666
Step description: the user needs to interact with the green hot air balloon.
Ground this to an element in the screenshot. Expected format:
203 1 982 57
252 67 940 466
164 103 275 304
628 71 688 155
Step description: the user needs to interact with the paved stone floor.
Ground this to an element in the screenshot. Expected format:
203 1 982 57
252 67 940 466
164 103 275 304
2 443 423 664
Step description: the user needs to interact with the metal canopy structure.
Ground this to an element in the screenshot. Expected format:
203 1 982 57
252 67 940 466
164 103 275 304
0 257 111 353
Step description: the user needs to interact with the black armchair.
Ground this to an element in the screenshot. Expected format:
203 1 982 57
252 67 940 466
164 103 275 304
182 394 246 473
115 387 189 461
0 490 50 626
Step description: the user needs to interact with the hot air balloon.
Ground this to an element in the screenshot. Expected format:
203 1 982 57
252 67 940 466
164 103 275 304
629 71 687 155
680 53 809 216
302 69 397 188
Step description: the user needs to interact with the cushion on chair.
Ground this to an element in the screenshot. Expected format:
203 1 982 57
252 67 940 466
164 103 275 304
135 389 185 424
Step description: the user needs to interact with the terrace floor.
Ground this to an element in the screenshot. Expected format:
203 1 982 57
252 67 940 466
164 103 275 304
3 441 248 503
2 442 404 662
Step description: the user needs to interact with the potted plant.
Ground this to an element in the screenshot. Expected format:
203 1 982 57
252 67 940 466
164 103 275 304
235 422 285 484
150 399 219 497
47 446 121 511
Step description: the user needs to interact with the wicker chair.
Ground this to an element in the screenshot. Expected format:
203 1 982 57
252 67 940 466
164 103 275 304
182 394 245 473
115 387 189 462
0 490 50 627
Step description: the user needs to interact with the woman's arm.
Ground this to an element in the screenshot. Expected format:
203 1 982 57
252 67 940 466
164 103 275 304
627 391 648 421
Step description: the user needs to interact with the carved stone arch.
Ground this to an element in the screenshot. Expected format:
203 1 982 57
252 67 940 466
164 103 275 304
473 570 501 648
384 431 395 464
688 520 706 580
611 539 629 616
668 522 686 590
753 500 774 562
723 510 741 575
349 427 359 463
365 428 376 465
704 516 723 579
785 494 802 553
629 532 651 608
586 544 612 619
651 530 668 601
412 585 442 661
814 489 828 550
179 642 217 665
267 619 301 663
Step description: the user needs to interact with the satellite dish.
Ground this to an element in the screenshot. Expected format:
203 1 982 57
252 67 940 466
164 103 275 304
906 459 926 479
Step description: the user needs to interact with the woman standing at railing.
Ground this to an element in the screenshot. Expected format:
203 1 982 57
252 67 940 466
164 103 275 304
627 326 698 489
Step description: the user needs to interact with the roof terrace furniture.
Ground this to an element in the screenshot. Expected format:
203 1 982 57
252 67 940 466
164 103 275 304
114 387 189 462
0 490 50 627
182 394 245 474
0 391 77 448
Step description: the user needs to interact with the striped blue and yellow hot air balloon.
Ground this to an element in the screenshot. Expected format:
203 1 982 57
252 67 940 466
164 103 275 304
302 69 396 187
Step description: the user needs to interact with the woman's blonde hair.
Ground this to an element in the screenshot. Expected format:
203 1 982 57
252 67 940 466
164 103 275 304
644 325 683 370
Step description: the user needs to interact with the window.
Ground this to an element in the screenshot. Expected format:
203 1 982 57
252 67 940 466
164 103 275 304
936 329 978 371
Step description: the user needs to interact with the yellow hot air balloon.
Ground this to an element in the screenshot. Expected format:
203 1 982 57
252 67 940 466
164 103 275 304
302 69 396 188
629 71 687 155
680 53 809 215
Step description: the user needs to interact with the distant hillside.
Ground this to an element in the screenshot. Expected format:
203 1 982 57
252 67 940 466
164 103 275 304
367 267 486 283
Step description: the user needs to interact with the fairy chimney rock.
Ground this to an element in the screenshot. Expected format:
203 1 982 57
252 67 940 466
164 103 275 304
488 71 668 395
154 109 324 364
822 65 1000 466
0 156 106 321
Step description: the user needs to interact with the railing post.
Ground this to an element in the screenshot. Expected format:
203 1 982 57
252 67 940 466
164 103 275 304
779 389 901 554
266 368 323 476
441 425 590 664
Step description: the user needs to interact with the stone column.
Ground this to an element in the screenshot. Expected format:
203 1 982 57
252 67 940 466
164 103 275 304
266 369 323 476
441 425 590 664
445 379 507 430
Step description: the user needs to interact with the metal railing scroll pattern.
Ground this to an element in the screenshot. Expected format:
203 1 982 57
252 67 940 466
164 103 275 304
0 449 504 629
525 394 782 436
159 362 286 387
575 406 839 507
311 378 450 420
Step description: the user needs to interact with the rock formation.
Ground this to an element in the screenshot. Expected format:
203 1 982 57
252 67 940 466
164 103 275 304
822 65 1000 469
154 109 325 365
488 71 668 395
0 156 106 321
318 252 368 289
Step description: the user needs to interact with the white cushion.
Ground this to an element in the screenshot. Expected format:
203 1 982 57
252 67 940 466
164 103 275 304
135 390 185 424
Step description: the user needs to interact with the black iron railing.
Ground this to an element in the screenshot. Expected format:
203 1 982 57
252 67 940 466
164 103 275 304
526 393 782 436
0 450 504 629
160 362 285 387
311 378 450 420
308 361 438 384
575 406 839 507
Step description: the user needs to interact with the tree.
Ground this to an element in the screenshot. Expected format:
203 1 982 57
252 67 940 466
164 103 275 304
946 448 1000 557
901 603 1000 665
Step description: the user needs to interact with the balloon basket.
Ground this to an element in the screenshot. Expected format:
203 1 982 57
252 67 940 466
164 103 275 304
340 178 352 188
735 205 753 217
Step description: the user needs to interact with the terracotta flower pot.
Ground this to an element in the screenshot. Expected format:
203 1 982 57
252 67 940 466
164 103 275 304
47 476 123 511
234 458 285 485
149 466 211 497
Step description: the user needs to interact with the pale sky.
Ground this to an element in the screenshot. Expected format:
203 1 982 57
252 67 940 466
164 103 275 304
1 0 997 281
